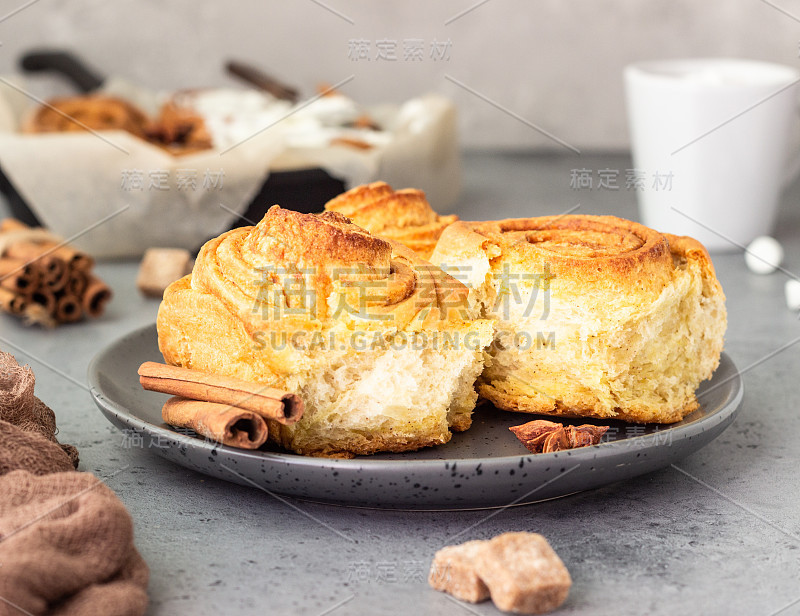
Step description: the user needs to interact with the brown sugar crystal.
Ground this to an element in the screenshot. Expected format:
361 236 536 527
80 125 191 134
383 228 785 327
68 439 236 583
429 532 571 614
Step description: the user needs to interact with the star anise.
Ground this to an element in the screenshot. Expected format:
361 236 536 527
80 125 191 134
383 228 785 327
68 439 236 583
509 419 609 454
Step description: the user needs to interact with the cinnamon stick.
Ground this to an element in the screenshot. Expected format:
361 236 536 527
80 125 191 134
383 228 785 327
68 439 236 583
0 217 111 326
29 288 56 314
4 242 67 287
54 292 82 323
4 240 63 267
0 257 40 294
66 270 88 297
0 218 93 272
0 287 27 314
82 275 112 318
53 245 93 272
139 361 303 424
0 288 54 326
0 218 29 233
162 396 269 449
43 259 69 292
225 60 299 103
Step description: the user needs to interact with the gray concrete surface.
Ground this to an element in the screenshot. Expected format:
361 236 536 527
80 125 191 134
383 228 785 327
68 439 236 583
2 152 799 615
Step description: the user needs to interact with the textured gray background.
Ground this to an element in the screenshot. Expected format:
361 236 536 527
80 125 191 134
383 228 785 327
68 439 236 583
1 0 799 148
2 152 800 615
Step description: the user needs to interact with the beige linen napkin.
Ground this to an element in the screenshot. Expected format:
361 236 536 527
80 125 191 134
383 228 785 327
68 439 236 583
0 351 148 616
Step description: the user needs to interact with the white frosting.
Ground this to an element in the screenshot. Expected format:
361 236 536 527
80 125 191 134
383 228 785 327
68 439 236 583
292 94 361 127
175 88 386 151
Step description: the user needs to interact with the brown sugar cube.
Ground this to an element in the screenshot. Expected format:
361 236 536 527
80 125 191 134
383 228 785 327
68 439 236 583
477 532 571 614
136 248 193 298
429 540 491 603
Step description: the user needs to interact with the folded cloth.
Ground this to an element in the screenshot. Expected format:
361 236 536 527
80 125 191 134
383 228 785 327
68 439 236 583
0 420 75 476
0 351 79 468
0 471 149 616
0 351 149 616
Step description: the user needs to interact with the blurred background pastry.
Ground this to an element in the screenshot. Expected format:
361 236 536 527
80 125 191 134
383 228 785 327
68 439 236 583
21 94 149 138
0 52 461 256
154 86 387 153
144 99 213 155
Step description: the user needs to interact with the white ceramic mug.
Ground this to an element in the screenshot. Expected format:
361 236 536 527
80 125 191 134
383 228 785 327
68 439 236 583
624 58 800 251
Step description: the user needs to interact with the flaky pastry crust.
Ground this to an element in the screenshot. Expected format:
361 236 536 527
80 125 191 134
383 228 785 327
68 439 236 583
158 206 492 457
325 181 458 260
431 215 727 424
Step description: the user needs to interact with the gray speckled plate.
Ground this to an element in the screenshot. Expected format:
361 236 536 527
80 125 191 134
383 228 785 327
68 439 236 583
88 324 743 510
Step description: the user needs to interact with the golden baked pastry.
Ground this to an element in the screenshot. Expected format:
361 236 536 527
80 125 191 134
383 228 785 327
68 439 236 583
157 206 493 457
324 181 458 261
430 215 727 424
145 101 213 155
22 95 149 138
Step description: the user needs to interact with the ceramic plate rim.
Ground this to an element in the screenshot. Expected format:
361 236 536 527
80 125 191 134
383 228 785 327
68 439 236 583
88 324 744 471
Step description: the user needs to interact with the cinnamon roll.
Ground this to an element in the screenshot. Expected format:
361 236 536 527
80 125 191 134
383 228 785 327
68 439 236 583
324 182 458 261
22 95 149 138
430 215 727 424
145 101 213 155
157 206 493 457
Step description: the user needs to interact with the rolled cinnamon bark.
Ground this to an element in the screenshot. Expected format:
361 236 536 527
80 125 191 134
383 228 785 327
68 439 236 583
43 259 69 292
1 287 54 327
52 245 93 272
54 292 82 323
161 396 269 449
0 218 93 272
29 287 56 314
225 60 299 103
67 270 88 297
4 242 67 286
0 257 40 294
139 361 303 424
0 218 112 326
0 218 29 233
82 275 112 317
0 287 27 314
3 238 56 263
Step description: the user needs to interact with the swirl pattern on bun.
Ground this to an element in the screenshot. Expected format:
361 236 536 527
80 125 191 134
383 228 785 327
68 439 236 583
431 214 727 424
325 182 458 260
